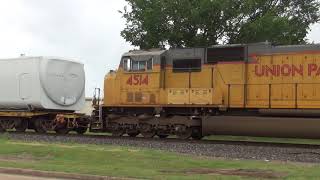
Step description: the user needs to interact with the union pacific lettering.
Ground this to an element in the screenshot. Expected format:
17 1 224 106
254 64 320 77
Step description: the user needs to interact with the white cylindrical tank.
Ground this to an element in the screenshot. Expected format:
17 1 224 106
0 56 85 111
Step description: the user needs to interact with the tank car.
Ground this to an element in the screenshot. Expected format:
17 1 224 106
0 56 88 134
91 42 320 139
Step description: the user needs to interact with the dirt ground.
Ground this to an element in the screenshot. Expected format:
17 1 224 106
0 167 134 180
162 168 288 179
0 173 68 180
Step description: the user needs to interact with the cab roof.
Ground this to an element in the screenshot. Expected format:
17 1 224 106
123 49 166 57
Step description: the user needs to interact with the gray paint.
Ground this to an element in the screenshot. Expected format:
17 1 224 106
122 43 320 66
248 43 320 54
122 49 166 65
166 48 205 65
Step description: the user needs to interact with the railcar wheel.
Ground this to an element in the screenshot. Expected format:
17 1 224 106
75 127 87 134
34 118 51 133
0 119 15 131
176 127 193 140
0 124 5 133
15 119 28 132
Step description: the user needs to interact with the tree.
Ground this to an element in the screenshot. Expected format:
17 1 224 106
120 0 320 49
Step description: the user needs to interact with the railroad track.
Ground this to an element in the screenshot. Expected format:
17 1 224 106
5 131 320 150
5 131 320 163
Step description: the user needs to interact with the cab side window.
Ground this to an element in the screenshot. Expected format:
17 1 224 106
123 57 131 71
123 57 153 72
147 58 153 70
132 60 139 71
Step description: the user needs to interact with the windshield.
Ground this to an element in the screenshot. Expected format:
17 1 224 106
122 57 153 72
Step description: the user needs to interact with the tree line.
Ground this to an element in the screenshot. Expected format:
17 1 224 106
120 0 320 49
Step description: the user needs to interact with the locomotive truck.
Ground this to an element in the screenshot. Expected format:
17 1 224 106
0 56 89 134
91 42 320 139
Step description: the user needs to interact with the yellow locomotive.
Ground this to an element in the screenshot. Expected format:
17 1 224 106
91 42 320 139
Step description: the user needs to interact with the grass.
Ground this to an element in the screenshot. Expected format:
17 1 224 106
0 136 318 179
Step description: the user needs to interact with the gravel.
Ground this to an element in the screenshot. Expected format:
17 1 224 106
6 133 320 163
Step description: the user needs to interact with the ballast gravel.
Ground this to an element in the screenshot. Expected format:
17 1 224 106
6 133 320 163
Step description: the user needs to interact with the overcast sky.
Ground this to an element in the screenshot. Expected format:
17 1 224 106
0 0 319 97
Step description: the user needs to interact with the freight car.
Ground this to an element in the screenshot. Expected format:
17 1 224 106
91 42 320 139
0 56 89 134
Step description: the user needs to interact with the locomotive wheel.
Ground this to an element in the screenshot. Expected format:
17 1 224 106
128 132 140 137
191 127 203 140
157 134 169 139
112 129 125 137
141 131 156 138
176 127 193 140
15 119 28 132
75 127 87 134
55 128 70 134
110 123 124 137
140 123 155 138
191 133 203 140
34 118 51 133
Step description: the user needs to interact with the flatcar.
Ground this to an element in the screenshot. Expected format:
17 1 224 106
91 42 320 139
0 56 89 134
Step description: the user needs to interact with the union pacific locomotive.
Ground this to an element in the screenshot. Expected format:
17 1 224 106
91 42 320 139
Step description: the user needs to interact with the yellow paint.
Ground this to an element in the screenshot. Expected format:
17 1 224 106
167 89 189 104
0 112 47 117
104 52 320 109
190 88 213 105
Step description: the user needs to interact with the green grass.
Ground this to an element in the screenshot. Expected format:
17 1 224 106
0 136 319 179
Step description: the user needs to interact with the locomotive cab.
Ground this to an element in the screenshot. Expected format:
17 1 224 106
104 49 167 107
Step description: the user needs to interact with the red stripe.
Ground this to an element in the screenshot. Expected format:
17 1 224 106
249 50 320 56
217 61 259 65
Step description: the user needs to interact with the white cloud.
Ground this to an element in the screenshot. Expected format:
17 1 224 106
0 0 132 96
308 23 320 43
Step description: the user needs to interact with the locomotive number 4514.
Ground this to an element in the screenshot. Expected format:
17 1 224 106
126 74 149 86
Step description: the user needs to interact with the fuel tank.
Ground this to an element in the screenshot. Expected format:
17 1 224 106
202 116 320 138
